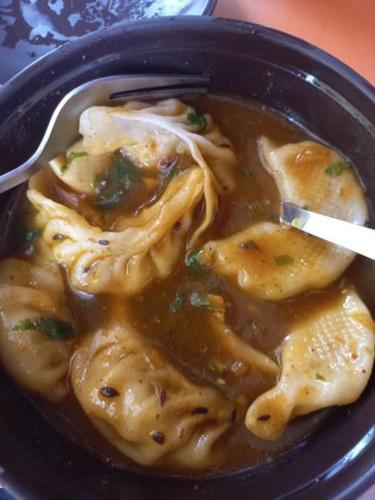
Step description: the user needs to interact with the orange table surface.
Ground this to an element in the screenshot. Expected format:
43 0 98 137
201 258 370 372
214 0 375 85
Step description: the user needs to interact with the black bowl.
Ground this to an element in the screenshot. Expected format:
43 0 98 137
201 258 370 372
0 16 374 500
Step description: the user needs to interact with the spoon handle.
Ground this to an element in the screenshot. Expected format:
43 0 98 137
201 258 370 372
280 202 375 261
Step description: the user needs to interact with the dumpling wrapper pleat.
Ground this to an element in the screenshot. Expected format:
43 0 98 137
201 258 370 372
245 289 375 440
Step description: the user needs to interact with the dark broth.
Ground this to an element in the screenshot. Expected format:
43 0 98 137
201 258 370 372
4 95 373 475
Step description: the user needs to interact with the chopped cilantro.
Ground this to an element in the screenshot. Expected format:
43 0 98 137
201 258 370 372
274 254 294 266
170 293 183 314
20 227 41 254
186 248 204 274
325 161 351 176
61 151 88 174
315 373 326 381
14 319 35 331
13 316 73 340
68 151 88 163
95 150 141 211
187 107 207 133
190 292 212 311
22 227 41 245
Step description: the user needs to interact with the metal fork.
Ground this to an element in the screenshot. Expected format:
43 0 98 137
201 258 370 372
281 202 375 260
0 74 209 193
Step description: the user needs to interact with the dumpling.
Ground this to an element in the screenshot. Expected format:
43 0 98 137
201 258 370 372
78 99 237 243
80 98 236 190
205 294 279 377
200 222 354 301
28 168 204 295
200 139 368 300
49 139 112 196
245 289 375 440
0 247 73 401
258 137 368 223
71 312 233 468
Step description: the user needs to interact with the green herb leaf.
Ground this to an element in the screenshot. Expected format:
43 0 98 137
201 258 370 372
61 151 88 174
325 161 351 177
67 151 88 163
186 248 204 274
315 373 326 381
37 317 74 340
14 318 35 331
274 254 294 266
190 292 212 311
110 152 140 184
302 204 309 210
20 227 41 254
187 107 207 133
170 293 183 314
95 150 141 211
22 227 41 244
13 316 74 340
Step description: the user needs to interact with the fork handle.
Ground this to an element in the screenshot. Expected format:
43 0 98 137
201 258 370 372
0 156 39 193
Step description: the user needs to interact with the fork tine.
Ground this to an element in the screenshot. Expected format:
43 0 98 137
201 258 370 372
75 74 210 98
110 85 208 102
107 74 210 87
109 75 209 101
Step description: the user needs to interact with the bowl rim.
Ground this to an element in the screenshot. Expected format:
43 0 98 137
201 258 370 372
0 14 374 500
1 15 374 108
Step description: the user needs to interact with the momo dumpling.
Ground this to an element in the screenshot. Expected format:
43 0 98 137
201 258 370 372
200 139 368 300
200 222 355 301
79 98 236 191
46 99 237 244
0 249 73 401
49 139 112 196
246 289 375 440
78 99 237 243
71 317 233 468
258 137 368 223
205 294 279 377
28 168 205 295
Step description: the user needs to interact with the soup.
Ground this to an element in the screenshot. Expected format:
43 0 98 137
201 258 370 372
0 96 373 474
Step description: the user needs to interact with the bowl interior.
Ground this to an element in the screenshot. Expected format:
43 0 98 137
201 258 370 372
0 16 374 500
